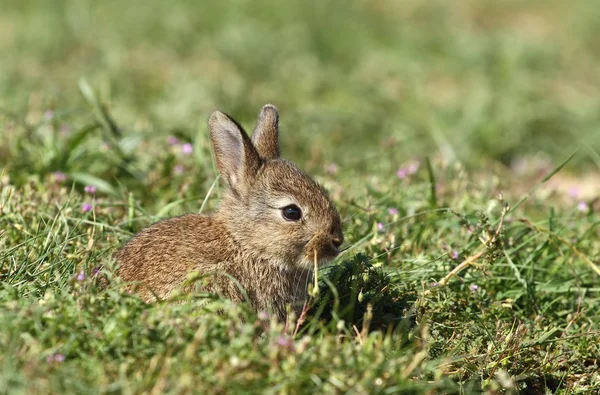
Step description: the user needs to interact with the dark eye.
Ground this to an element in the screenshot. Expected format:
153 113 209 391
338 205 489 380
282 204 302 221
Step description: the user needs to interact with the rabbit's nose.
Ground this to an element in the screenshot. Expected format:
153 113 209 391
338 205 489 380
331 236 343 249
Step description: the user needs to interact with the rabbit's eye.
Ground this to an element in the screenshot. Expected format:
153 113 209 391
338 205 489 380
282 205 302 221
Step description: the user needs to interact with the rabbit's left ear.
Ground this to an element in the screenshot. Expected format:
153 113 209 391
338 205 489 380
251 104 280 160
208 110 261 189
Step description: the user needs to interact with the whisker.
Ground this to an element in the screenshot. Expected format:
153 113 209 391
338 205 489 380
313 250 319 294
303 266 310 301
291 263 303 302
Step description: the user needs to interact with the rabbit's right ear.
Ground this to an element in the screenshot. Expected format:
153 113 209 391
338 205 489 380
208 110 261 189
251 104 280 160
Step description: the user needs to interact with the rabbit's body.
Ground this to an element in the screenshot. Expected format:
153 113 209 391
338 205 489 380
115 105 342 321
116 213 312 318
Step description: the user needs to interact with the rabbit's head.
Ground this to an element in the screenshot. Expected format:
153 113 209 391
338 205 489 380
209 104 343 270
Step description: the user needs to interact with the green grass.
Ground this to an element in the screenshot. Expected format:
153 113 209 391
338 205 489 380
1 0 600 393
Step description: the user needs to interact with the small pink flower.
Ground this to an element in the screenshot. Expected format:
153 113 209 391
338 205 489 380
84 185 96 194
46 353 65 363
76 271 86 281
451 250 459 260
167 135 180 146
377 222 384 231
470 284 479 292
430 282 440 288
577 201 589 212
396 168 407 179
53 171 67 182
182 143 193 155
568 187 580 199
326 163 338 174
82 203 92 213
173 164 185 175
59 125 71 135
276 335 295 352
407 163 419 174
388 207 399 216
44 110 54 121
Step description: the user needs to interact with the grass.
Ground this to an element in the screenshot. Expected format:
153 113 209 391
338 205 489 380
1 0 600 393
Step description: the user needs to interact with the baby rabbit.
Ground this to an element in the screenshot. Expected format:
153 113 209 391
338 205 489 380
115 104 343 321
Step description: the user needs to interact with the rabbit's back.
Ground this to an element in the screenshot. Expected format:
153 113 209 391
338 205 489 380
115 214 235 301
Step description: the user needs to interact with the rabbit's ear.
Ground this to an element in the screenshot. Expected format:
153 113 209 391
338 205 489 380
209 110 261 188
251 104 280 160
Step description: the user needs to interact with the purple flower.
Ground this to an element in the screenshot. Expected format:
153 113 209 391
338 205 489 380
82 203 92 213
388 207 399 216
76 271 86 281
326 163 338 174
577 201 589 212
92 267 100 276
182 143 193 155
84 185 96 194
276 335 295 352
377 222 384 231
396 168 407 179
173 164 185 175
59 124 71 135
167 135 180 146
568 187 580 199
451 250 459 260
407 163 419 174
54 171 67 182
470 284 479 292
46 353 65 363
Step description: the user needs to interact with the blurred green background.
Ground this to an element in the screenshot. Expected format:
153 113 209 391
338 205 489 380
1 0 599 190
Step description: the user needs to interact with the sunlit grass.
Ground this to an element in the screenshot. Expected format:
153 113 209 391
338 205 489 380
1 0 600 393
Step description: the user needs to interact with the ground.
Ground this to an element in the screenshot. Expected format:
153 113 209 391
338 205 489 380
1 0 599 393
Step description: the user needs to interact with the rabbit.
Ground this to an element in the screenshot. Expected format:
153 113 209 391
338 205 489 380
114 104 344 322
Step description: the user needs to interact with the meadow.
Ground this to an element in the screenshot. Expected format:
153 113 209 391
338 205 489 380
1 0 599 393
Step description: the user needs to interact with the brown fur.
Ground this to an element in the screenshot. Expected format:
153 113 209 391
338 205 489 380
114 104 343 321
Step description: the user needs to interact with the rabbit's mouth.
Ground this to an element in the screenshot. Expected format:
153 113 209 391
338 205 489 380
300 231 343 269
302 246 340 269
297 255 336 271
